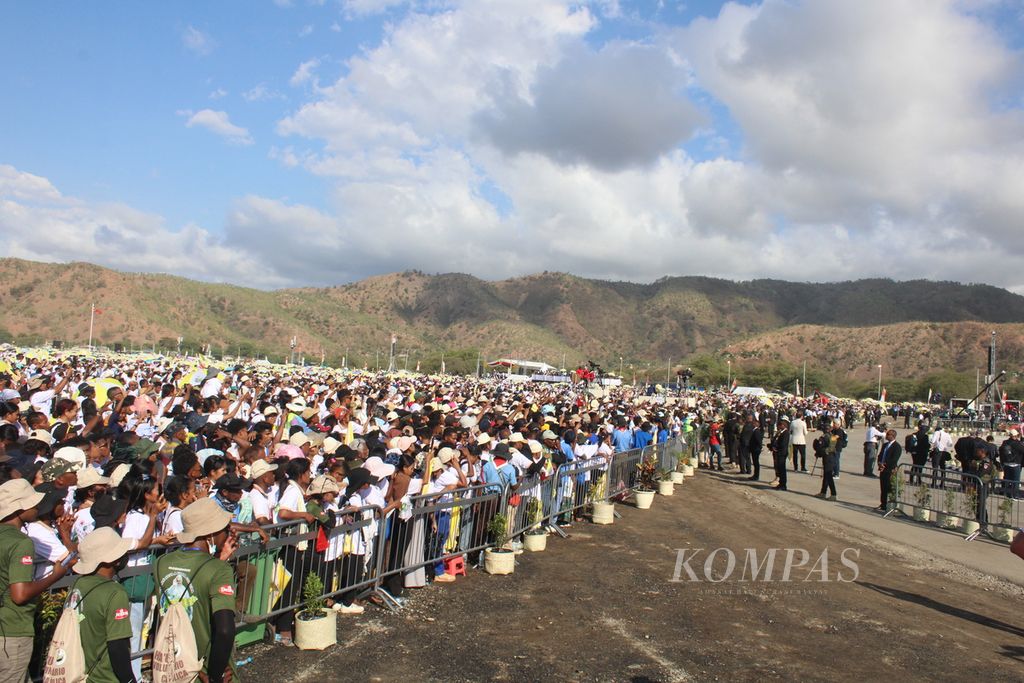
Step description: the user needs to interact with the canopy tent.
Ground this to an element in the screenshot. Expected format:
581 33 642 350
731 386 767 397
487 359 558 374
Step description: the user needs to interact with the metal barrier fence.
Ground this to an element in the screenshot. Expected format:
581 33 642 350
889 464 988 539
30 436 687 674
377 483 505 590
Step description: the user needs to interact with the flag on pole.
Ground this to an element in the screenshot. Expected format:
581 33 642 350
730 378 738 391
927 388 932 404
880 387 887 402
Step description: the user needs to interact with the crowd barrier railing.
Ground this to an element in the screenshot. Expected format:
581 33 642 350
32 436 689 672
888 464 988 540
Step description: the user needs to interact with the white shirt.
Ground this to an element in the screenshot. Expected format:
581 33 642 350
161 507 185 536
865 426 885 445
24 521 68 579
275 481 305 523
121 510 153 567
29 389 56 415
200 377 223 399
71 508 95 545
790 418 808 446
248 486 273 524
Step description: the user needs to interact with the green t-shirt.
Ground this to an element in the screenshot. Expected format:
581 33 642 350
0 524 37 637
67 575 132 683
153 549 236 673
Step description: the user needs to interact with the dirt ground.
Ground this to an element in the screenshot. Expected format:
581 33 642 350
242 471 1024 682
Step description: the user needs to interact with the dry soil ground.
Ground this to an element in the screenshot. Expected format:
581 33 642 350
241 446 1024 682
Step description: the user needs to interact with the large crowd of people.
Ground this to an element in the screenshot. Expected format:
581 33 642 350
1 347 1021 683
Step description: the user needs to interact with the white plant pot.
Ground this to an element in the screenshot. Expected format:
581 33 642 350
898 503 914 516
295 610 337 651
683 464 695 477
945 515 964 530
658 480 675 496
669 471 685 484
635 490 655 509
990 526 1014 543
913 508 931 523
523 532 548 552
960 519 980 534
592 501 615 525
484 547 516 575
935 513 954 528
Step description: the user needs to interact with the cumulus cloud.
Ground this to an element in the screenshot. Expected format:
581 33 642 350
17 0 1024 294
476 43 703 170
180 109 254 145
242 84 284 102
0 165 276 286
289 58 321 87
182 25 215 56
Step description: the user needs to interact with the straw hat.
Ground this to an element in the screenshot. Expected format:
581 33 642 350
176 498 233 544
74 527 134 575
308 475 340 496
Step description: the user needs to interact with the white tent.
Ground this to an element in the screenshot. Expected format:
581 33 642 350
732 386 767 397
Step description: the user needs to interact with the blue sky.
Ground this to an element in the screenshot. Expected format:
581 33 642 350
1 1 1023 292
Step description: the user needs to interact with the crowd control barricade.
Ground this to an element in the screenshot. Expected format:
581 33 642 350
377 483 505 591
984 477 1023 542
602 447 646 502
552 458 613 522
507 472 559 538
254 505 386 623
889 464 987 539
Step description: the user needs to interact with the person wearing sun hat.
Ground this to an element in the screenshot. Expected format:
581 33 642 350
66 527 136 683
0 479 75 681
153 498 237 683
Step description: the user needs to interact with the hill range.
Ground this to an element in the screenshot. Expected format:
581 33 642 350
1 258 1022 389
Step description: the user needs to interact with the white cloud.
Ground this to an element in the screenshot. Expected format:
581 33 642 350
0 165 277 286
208 87 228 100
179 109 254 145
298 24 314 38
330 21 342 32
182 25 215 56
242 84 284 102
289 58 321 87
341 0 408 16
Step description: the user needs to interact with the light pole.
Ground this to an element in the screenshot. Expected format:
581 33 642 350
727 360 732 388
289 336 297 365
176 336 183 356
618 356 623 377
877 364 883 400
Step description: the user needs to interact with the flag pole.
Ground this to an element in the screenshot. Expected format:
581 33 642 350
88 302 95 350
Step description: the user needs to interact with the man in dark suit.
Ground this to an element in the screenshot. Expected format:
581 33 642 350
770 416 791 490
877 429 902 510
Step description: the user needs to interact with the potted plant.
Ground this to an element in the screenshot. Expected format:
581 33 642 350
484 513 515 574
523 498 548 552
913 484 931 522
590 471 615 525
682 453 695 477
961 487 981 534
937 488 958 528
657 468 675 496
669 467 685 484
991 497 1015 543
887 470 903 514
634 457 658 509
295 573 337 650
